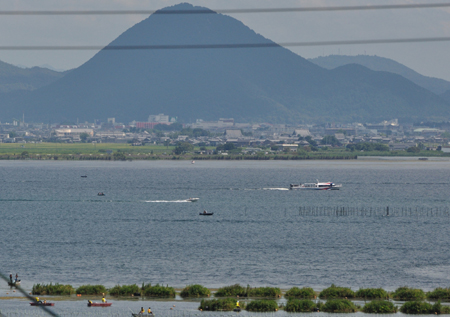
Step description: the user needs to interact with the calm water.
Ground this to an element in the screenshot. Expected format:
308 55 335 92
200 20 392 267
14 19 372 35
1 159 450 297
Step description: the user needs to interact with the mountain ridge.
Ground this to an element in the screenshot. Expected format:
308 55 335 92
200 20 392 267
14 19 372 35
309 54 450 95
1 3 449 123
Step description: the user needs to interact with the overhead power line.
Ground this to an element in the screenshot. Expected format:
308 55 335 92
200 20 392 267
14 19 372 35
1 37 450 50
0 272 59 317
0 3 450 15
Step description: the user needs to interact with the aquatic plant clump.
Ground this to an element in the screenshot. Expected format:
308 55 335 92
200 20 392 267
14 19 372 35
285 287 315 299
32 283 75 295
322 299 358 313
141 283 175 297
392 287 425 301
319 284 355 299
75 284 107 295
355 288 388 299
108 284 140 296
180 284 211 298
400 301 433 314
199 298 237 311
214 284 247 297
427 288 450 301
285 299 317 312
362 300 397 313
246 300 278 312
248 287 281 298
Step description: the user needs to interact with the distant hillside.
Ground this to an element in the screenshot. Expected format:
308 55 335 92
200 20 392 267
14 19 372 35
1 3 449 124
0 60 66 93
442 90 450 103
309 55 450 95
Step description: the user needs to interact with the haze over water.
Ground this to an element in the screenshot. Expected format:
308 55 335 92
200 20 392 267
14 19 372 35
1 160 450 292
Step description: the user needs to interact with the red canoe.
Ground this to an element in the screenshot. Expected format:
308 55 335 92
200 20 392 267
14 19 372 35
30 302 54 306
88 302 112 307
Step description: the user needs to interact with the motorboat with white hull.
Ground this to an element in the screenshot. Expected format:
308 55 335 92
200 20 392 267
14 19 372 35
290 181 341 190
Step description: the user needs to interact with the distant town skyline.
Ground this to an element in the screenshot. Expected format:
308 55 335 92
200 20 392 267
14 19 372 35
1 0 450 81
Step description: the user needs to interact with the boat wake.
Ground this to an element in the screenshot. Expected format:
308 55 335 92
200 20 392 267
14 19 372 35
145 200 192 203
262 188 290 191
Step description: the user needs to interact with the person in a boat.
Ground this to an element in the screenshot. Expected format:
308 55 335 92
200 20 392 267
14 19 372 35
15 273 18 282
102 294 106 303
236 301 240 308
88 300 93 304
203 210 206 214
139 307 145 314
9 274 12 283
148 307 152 314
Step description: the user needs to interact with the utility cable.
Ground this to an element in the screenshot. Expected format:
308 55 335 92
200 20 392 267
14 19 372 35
0 272 60 317
0 3 450 15
0 36 449 50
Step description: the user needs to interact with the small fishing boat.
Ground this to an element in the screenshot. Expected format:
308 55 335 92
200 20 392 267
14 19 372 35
97 192 105 196
8 280 20 287
233 308 241 312
88 301 112 307
199 211 213 216
30 302 54 306
132 314 154 317
81 175 87 178
187 198 199 202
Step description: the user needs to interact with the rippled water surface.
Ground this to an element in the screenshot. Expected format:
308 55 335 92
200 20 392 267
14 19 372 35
1 159 450 294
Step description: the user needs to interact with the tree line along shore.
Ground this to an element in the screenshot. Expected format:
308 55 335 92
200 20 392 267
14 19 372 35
1 142 449 160
26 283 450 314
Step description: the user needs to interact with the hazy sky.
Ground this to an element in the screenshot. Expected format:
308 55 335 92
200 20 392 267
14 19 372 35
1 0 450 81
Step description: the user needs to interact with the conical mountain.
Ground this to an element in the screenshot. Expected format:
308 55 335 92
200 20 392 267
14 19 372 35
2 3 449 123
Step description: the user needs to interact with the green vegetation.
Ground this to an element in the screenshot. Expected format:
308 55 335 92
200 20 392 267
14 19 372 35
285 287 315 299
362 300 397 313
346 142 389 152
32 283 75 295
319 284 355 299
355 288 389 299
180 284 211 298
248 287 281 298
173 142 194 155
215 284 247 297
108 284 140 296
285 299 317 312
322 299 358 313
199 298 237 311
322 135 341 146
75 285 107 295
246 300 278 312
428 288 450 301
392 287 425 301
400 301 434 314
141 283 175 298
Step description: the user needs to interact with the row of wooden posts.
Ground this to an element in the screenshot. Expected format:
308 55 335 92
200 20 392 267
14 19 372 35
296 206 450 217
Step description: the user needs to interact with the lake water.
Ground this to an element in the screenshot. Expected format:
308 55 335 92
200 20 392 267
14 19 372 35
1 159 450 315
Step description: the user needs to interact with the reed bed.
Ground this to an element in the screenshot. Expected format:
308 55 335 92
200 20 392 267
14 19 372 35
284 287 315 299
319 284 355 299
75 284 107 295
180 284 211 298
285 299 317 312
362 300 397 313
246 300 278 312
108 284 140 296
31 283 75 295
141 283 176 298
392 287 426 301
199 298 237 311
